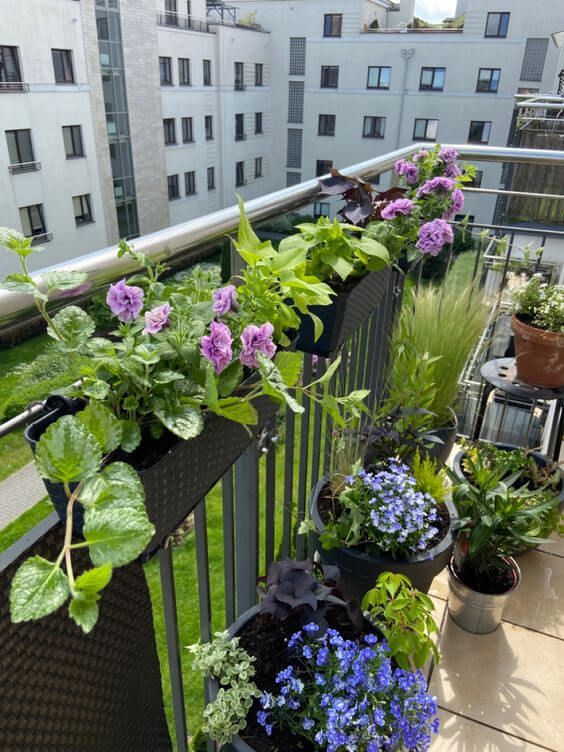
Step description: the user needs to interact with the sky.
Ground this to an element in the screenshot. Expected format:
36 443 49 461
414 0 458 22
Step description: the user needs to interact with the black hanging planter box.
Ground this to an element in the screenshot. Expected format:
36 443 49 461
296 268 391 358
25 392 279 556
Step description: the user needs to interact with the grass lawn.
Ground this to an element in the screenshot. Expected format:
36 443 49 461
0 498 54 553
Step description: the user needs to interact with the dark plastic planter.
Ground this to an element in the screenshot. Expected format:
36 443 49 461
25 392 279 555
296 268 391 357
424 417 458 465
310 477 459 602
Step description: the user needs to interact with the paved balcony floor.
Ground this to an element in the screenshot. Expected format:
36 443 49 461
428 529 563 751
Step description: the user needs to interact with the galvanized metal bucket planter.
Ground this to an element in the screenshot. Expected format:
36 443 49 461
447 557 521 634
309 477 459 602
296 268 390 357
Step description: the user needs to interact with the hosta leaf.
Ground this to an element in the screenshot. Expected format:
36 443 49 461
47 305 95 351
43 270 88 292
10 556 69 622
84 507 155 567
76 401 122 454
0 272 37 295
155 404 204 440
35 415 102 483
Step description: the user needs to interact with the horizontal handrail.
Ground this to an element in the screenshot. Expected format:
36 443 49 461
0 144 562 333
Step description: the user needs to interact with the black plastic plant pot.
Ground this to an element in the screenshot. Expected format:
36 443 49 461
25 394 279 554
309 478 459 602
296 268 391 358
424 418 458 465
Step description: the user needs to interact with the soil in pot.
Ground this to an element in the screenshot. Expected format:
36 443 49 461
452 558 515 595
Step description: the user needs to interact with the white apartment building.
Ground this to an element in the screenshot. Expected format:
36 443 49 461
0 0 562 273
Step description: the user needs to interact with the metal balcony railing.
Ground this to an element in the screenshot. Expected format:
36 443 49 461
0 81 29 92
0 144 563 752
8 161 41 174
156 11 212 33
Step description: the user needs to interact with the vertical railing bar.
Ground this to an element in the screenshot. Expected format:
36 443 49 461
498 233 514 294
311 358 326 487
221 469 235 625
339 343 349 395
367 292 389 412
264 434 276 571
349 328 359 391
158 546 189 752
356 319 370 390
281 405 295 558
296 354 313 560
194 500 212 644
323 357 338 474
234 442 259 616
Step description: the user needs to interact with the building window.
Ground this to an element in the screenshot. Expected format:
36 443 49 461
234 61 244 90
255 157 263 178
182 116 193 143
203 59 212 86
207 166 215 190
289 37 306 75
288 81 305 122
255 63 263 86
164 0 177 23
160 56 172 85
205 115 213 140
287 128 302 168
235 113 245 141
477 67 500 93
287 172 301 186
320 66 339 88
236 161 245 187
485 12 510 38
314 201 330 218
73 194 93 226
168 174 180 200
316 160 333 177
52 49 74 84
520 38 549 82
466 169 483 187
163 118 176 145
185 171 196 195
363 116 385 138
62 125 84 158
367 66 390 90
318 114 336 136
419 67 445 91
468 120 491 143
178 58 191 85
0 46 23 90
20 204 47 239
255 112 263 134
413 118 438 141
5 129 35 167
517 87 539 95
323 14 342 38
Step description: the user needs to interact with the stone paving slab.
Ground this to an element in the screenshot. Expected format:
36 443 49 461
0 462 47 530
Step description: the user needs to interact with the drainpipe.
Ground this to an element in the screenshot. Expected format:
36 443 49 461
396 48 415 149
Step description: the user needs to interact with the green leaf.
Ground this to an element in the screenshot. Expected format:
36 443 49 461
43 270 88 292
48 305 95 351
218 399 258 425
10 556 70 622
274 351 302 387
0 272 37 295
0 227 36 257
235 195 266 256
311 312 324 342
69 595 100 633
155 404 204 440
314 355 341 386
119 419 141 452
80 462 145 510
258 355 304 414
204 366 220 411
76 401 122 454
153 370 186 384
35 415 102 483
324 251 355 281
82 379 111 400
74 564 113 594
218 360 244 398
84 506 155 567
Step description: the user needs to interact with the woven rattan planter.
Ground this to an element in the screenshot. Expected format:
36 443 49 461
296 268 390 357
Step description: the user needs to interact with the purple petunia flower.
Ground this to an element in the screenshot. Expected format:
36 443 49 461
394 159 419 185
416 219 454 256
416 176 455 198
200 320 233 374
142 303 171 335
212 285 238 316
437 146 459 163
413 149 429 162
106 278 144 322
381 198 414 220
240 322 277 368
444 162 462 178
443 188 465 220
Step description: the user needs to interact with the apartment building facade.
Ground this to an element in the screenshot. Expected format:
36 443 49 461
0 0 561 272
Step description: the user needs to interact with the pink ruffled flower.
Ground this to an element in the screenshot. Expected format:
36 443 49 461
394 159 419 185
212 285 238 316
381 198 414 220
444 162 462 178
416 177 455 198
106 278 144 322
142 303 171 335
437 147 459 164
240 323 277 369
201 321 233 374
416 219 454 257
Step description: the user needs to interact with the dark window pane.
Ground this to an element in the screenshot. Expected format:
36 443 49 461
73 194 93 225
52 49 74 83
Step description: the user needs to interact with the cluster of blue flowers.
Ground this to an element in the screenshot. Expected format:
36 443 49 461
348 459 439 558
257 623 439 751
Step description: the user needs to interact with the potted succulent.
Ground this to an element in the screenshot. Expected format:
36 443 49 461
305 453 458 601
510 274 564 388
448 453 557 633
190 559 440 751
452 440 563 552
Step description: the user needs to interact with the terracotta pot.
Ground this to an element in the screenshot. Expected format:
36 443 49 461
512 315 564 389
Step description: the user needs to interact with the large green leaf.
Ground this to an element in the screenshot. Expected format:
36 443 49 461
218 399 258 425
43 270 88 292
258 355 304 414
84 507 155 567
155 404 204 440
81 379 111 400
274 351 303 387
79 462 145 510
0 272 37 295
47 305 96 351
76 401 122 454
35 415 102 483
10 556 70 622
